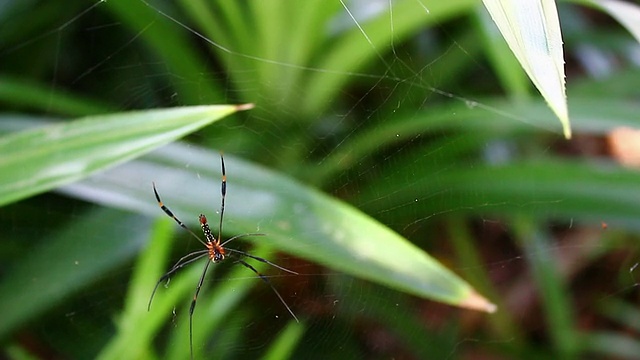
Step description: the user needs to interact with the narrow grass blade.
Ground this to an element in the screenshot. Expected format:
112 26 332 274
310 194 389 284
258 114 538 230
261 320 306 360
0 75 110 116
97 217 175 360
513 217 578 357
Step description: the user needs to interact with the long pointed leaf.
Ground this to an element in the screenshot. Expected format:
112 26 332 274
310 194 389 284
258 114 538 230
482 0 570 138
0 104 251 206
573 0 640 44
60 144 496 314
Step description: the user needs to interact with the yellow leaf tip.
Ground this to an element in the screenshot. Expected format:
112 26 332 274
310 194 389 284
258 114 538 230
460 290 497 313
235 103 255 111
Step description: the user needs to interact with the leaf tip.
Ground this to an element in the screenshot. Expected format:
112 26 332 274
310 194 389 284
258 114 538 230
562 122 572 140
235 103 255 111
460 290 497 313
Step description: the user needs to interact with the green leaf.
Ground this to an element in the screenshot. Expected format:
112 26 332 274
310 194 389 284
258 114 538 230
482 0 570 138
261 321 306 360
102 0 225 105
312 96 640 183
580 331 640 359
0 208 151 340
572 0 640 44
358 158 640 230
0 104 252 207
304 0 477 116
513 217 578 357
474 8 532 98
0 75 111 116
97 217 175 360
59 144 496 314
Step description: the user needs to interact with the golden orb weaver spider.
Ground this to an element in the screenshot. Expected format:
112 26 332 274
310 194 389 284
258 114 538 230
147 154 298 359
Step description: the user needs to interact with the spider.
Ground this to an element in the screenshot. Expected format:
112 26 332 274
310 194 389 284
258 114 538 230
147 154 298 359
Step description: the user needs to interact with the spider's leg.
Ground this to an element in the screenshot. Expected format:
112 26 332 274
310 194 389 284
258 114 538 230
189 259 212 360
220 232 265 247
227 248 298 275
217 154 226 244
153 182 207 247
236 259 299 323
165 250 209 274
148 250 208 311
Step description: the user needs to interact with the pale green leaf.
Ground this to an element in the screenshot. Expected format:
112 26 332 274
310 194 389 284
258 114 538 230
60 144 497 314
0 104 252 206
482 0 570 138
574 0 640 44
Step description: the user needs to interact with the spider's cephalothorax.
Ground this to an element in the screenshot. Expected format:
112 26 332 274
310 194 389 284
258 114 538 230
200 214 225 262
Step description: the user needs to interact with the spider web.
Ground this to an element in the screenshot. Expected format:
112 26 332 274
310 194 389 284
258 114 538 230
1 0 639 359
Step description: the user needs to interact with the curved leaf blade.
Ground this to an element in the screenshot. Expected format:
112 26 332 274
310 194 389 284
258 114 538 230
60 144 497 314
0 104 252 207
482 0 570 138
574 0 640 44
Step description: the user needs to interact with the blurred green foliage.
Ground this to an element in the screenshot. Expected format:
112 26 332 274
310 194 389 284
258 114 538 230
1 1 640 359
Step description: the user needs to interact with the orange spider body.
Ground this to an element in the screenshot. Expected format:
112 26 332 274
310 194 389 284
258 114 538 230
199 214 225 262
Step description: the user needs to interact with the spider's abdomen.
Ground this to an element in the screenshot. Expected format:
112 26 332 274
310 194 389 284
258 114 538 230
199 214 217 244
200 213 224 261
